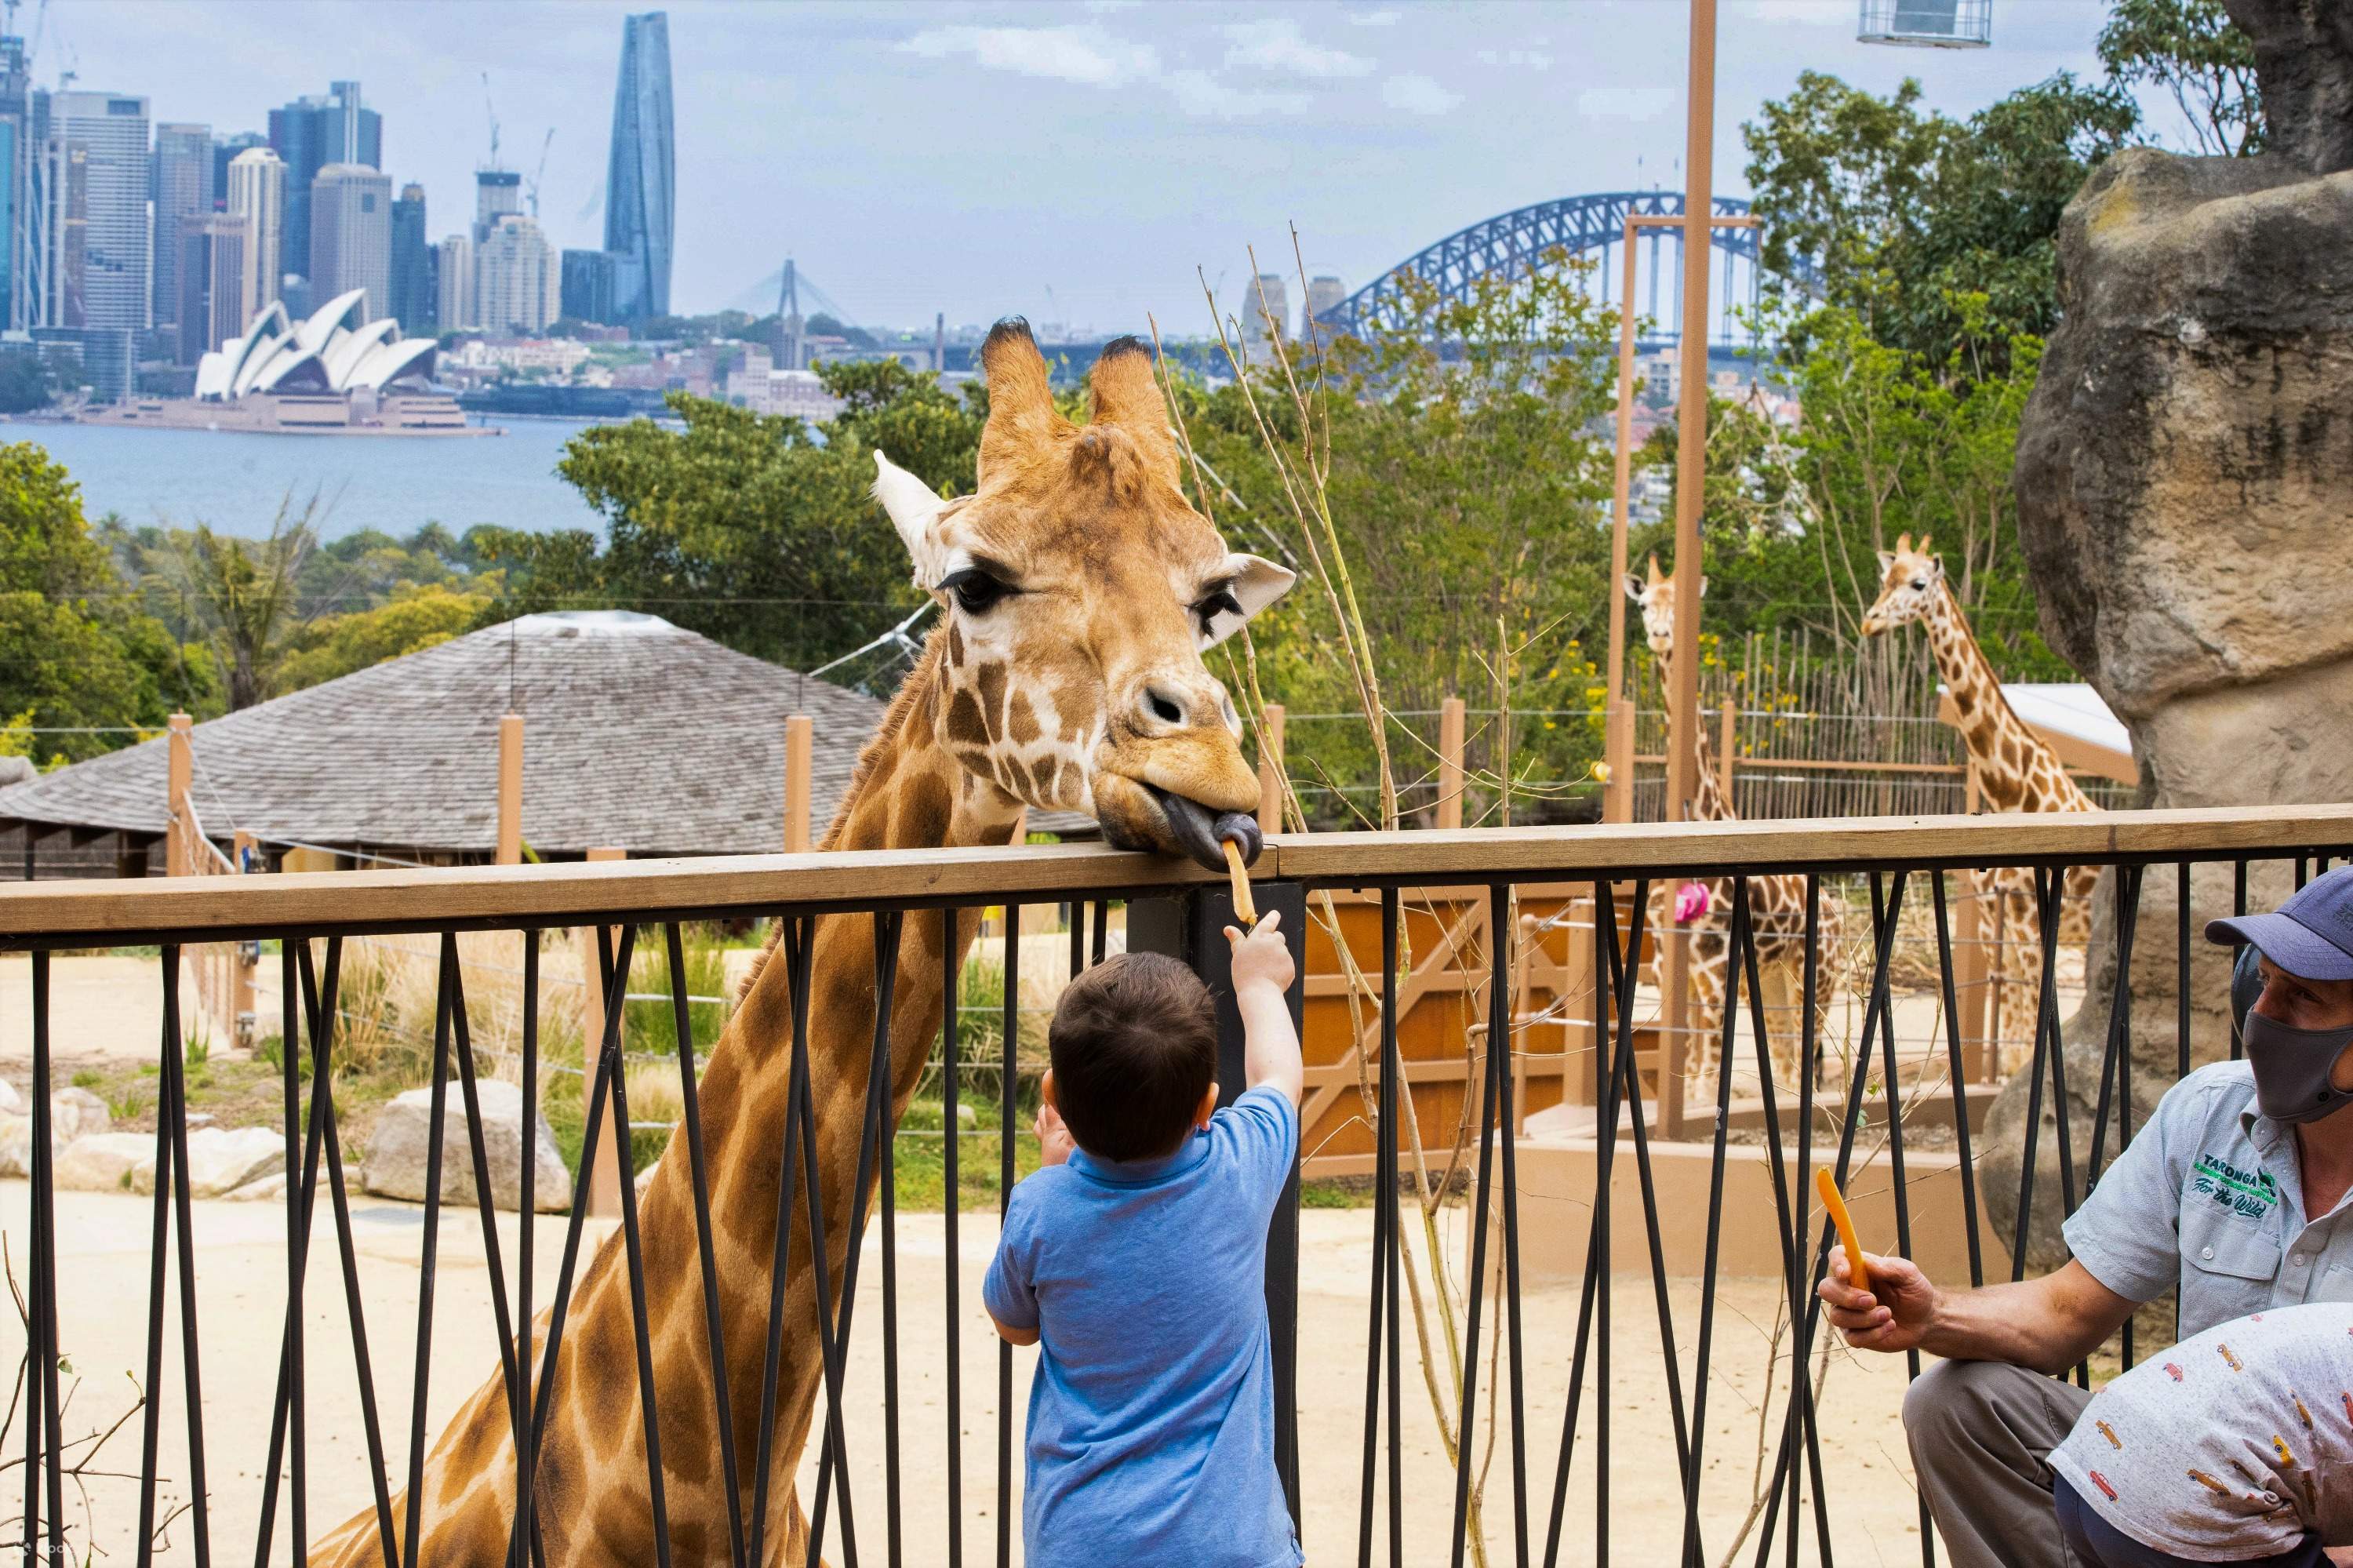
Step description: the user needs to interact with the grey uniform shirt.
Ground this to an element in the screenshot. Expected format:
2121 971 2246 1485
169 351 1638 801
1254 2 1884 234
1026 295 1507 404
2062 1062 2353 1334
2049 1301 2353 1559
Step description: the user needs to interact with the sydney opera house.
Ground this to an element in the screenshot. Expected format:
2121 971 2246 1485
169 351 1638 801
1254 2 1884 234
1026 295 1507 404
194 290 437 399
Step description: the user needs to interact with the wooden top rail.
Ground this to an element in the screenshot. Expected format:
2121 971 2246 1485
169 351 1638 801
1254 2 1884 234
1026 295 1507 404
5 803 2351 948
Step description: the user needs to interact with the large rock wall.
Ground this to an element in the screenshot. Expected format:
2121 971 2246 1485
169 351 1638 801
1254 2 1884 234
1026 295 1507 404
1992 0 2353 1269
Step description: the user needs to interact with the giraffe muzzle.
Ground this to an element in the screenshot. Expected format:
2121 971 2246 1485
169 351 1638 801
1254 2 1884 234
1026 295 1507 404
1140 783 1264 873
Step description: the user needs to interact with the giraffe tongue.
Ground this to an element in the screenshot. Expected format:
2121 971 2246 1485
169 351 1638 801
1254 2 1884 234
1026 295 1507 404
1144 784 1262 873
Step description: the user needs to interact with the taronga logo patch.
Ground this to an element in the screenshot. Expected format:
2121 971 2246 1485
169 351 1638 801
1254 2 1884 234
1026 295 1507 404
2189 1154 2277 1219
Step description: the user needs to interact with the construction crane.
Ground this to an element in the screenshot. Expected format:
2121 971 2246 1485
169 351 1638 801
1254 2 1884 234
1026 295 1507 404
480 71 500 170
526 128 554 219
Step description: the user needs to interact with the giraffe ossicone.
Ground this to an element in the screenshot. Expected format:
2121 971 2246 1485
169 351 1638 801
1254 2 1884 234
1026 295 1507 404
309 318 1293 1566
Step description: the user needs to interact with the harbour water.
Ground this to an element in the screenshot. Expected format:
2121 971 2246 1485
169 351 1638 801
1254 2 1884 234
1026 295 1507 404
1 415 606 540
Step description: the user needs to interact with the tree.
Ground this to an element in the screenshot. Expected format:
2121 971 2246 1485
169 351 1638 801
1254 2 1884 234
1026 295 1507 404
480 358 981 670
1745 71 2136 373
2100 0 2263 156
161 494 322 710
278 582 495 691
0 352 52 414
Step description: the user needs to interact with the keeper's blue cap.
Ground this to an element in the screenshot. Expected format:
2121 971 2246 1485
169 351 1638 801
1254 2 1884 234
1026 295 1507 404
2205 864 2353 983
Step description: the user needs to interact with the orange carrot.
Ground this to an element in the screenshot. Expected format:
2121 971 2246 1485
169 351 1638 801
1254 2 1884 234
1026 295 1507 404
1816 1167 1869 1295
1223 837 1257 926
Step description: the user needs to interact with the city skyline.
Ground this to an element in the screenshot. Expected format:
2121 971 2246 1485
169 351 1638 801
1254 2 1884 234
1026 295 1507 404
40 0 2166 339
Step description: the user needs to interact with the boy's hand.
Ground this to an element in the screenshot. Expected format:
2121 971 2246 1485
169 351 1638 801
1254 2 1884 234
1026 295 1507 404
1034 1101 1075 1167
1225 909 1295 997
1819 1248 1939 1354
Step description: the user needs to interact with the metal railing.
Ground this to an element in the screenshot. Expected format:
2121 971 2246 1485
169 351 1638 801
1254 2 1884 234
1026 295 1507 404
5 803 2351 1566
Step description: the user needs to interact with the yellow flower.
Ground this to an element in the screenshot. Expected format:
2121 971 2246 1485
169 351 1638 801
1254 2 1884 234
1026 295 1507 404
1591 761 1613 783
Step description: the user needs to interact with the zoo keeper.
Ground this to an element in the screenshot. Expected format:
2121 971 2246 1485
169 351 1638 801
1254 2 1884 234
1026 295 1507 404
1820 864 2353 1568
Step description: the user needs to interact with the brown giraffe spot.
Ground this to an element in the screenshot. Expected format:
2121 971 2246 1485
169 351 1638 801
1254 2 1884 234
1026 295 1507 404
1007 689 1042 744
947 622 964 665
975 660 1009 732
1033 755 1060 801
896 769 953 845
946 686 991 749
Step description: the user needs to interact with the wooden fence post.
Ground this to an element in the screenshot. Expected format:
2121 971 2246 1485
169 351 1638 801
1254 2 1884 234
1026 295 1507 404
1603 699 1635 823
1257 702 1286 836
1718 698 1736 806
165 713 193 877
784 714 813 853
1438 696 1466 831
496 712 524 866
578 846 627 1217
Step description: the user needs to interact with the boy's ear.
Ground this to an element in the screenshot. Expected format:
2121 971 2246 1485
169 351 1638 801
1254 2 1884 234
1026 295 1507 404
1041 1068 1056 1109
1195 1080 1220 1130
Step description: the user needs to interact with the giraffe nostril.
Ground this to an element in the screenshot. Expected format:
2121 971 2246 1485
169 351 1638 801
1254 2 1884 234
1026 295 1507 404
1146 688 1185 726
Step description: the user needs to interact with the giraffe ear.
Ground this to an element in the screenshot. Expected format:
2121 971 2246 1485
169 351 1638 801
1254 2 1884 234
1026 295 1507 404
1895 532 1913 557
978 318 1067 485
871 449 950 588
1918 534 1935 558
1876 550 1896 572
1199 553 1295 649
1086 337 1182 486
1623 572 1646 602
1697 576 1707 600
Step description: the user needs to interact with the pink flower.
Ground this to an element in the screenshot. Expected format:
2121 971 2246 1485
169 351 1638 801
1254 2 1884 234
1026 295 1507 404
1675 881 1713 923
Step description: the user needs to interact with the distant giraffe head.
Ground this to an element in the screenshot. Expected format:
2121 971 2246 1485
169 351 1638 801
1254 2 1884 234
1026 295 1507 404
1624 552 1704 668
871 319 1293 869
1860 533 1943 637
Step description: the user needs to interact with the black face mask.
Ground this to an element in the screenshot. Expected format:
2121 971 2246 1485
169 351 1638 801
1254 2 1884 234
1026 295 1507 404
2234 946 2353 1125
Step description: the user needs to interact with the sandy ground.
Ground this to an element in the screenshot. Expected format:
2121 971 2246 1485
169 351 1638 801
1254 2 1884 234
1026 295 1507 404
3 1184 1930 1567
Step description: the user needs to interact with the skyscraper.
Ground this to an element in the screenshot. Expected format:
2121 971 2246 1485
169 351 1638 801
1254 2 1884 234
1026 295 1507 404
151 122 214 346
473 169 520 243
176 213 245 364
210 131 266 209
1305 275 1346 331
434 232 474 331
560 248 616 325
1246 271 1289 362
475 213 558 334
0 37 32 331
268 82 378 291
308 163 391 318
388 182 431 335
604 11 673 322
224 146 283 323
45 93 148 336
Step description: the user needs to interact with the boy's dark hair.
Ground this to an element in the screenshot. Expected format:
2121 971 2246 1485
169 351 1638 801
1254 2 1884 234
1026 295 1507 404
1048 952 1217 1162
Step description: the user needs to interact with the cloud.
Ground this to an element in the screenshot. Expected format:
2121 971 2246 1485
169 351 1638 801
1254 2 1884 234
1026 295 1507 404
1576 85 1675 121
1381 71 1462 116
1222 17 1375 78
899 23 1157 87
1165 68 1312 118
1477 48 1554 71
1348 8 1402 24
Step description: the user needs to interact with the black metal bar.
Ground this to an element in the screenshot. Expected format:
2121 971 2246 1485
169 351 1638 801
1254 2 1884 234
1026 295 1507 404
882 924 906 1568
515 933 540 1568
134 948 180 1568
997 908 1020 1568
1358 889 1398 1568
1731 883 1803 1568
748 919 813 1568
399 940 458 1568
664 923 749 1568
2010 872 2056 1287
1090 898 1109 966
1929 875 1985 1289
942 908 966 1568
283 944 307 1568
1860 879 1931 1568
28 948 66 1568
1494 887 1531 1568
1679 884 1744 1568
2231 859 2249 1060
1383 890 1403 1568
793 922 860 1568
1446 889 1505 1568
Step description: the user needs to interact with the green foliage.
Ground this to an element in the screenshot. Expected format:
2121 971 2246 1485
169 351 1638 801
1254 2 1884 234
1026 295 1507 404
1186 257 1620 824
2100 0 2262 156
1745 70 2136 373
276 582 496 691
482 360 984 670
0 351 53 413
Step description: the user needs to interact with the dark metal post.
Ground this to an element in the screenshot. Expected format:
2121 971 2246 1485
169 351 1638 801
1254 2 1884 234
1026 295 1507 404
1129 878 1308 1525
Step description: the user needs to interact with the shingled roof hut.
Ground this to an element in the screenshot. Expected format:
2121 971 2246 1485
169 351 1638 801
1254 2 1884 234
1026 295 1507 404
0 611 904 875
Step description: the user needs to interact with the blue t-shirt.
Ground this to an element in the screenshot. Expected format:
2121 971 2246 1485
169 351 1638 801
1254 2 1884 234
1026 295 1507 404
984 1083 1302 1568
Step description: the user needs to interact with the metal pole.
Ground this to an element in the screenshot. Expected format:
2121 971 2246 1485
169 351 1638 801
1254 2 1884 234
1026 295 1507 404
1602 216 1646 826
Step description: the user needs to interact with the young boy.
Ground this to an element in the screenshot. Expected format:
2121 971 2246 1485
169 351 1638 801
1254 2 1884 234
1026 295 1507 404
2048 1301 2353 1566
984 912 1304 1568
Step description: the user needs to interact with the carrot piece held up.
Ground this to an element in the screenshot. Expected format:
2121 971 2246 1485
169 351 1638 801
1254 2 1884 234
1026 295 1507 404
1223 836 1257 927
1816 1167 1870 1295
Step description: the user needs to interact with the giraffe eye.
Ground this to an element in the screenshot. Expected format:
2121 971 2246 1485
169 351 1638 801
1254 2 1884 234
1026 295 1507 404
1911 578 1927 591
1193 588 1244 634
940 568 1011 615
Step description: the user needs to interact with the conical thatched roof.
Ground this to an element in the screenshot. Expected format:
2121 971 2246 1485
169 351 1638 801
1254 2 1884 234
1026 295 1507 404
0 612 898 861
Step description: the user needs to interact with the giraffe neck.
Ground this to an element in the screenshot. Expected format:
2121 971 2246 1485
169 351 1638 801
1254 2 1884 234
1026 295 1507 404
1920 581 2074 813
1658 643 1736 824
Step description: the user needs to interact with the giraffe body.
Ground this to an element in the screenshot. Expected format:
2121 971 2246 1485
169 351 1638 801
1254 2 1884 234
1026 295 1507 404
1862 535 2099 1074
309 323 1293 1565
1625 558 1853 1098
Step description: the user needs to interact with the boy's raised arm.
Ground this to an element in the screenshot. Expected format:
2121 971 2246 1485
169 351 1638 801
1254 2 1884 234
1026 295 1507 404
1226 911 1302 1108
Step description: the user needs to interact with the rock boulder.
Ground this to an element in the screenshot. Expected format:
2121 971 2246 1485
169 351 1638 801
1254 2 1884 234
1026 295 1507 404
53 1133 156 1193
1994 0 2353 1267
0 1086 113 1179
362 1079 570 1213
128 1126 287 1199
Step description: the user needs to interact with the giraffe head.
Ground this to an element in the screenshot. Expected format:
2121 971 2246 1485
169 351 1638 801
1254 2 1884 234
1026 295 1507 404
871 320 1294 871
1859 533 1941 637
1623 553 1703 665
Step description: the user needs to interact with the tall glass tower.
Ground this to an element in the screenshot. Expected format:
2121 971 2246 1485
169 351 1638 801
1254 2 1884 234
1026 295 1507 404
603 11 672 323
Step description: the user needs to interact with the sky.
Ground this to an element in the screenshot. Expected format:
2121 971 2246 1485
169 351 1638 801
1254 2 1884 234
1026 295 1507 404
48 0 2140 337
